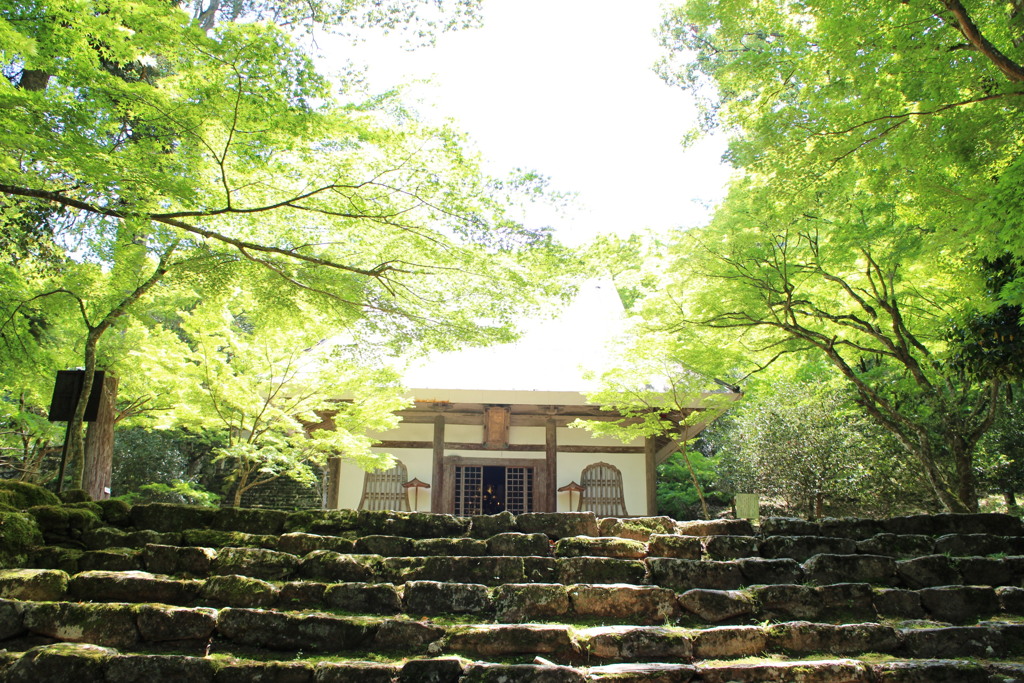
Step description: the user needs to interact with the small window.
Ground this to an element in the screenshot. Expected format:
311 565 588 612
579 461 628 516
358 460 410 511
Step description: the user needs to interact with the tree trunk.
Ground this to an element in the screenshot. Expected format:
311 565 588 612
83 374 118 500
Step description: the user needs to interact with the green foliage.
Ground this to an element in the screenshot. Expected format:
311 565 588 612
656 449 728 520
115 480 220 507
111 427 225 497
709 379 934 519
0 481 60 509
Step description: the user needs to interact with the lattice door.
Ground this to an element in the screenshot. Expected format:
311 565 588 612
454 465 483 516
505 466 534 515
578 461 628 516
358 460 410 511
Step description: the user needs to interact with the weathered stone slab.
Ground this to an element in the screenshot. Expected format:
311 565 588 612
918 586 999 623
696 659 871 683
278 532 355 556
581 625 692 661
494 583 570 622
516 512 599 539
934 533 1024 556
702 535 758 561
211 547 297 581
403 581 491 615
736 558 803 585
554 536 647 560
356 510 470 539
750 584 821 621
598 517 676 541
870 659 990 683
766 621 901 655
895 555 961 589
210 507 288 536
324 582 402 614
816 583 876 620
217 608 376 652
647 535 702 560
181 529 278 551
278 581 327 608
557 557 647 585
441 624 578 659
459 663 585 683
997 585 1024 614
201 574 278 607
571 584 680 624
647 558 743 591
678 588 755 623
524 556 559 582
3 643 115 683
397 657 467 683
353 535 413 556
212 660 313 683
872 588 924 619
587 662 696 682
899 625 1006 658
78 549 143 572
70 570 200 605
105 654 216 683
486 532 551 557
374 619 446 651
283 509 360 535
28 546 83 574
855 534 934 559
299 551 380 583
468 511 517 539
759 536 856 562
819 517 885 541
953 556 1014 586
689 625 767 658
939 512 1024 536
131 503 215 533
675 519 754 536
314 661 401 683
0 569 68 601
23 601 139 647
413 538 487 557
882 515 948 536
143 544 216 577
0 599 26 639
760 517 820 536
389 556 526 586
136 604 218 642
803 554 896 585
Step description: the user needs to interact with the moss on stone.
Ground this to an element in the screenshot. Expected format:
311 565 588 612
0 511 44 569
0 482 60 509
95 499 132 526
202 574 279 607
58 489 92 504
26 505 101 535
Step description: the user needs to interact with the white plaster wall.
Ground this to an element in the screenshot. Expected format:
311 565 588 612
509 426 544 443
444 450 545 460
555 452 648 516
558 426 641 447
336 448 435 512
367 422 434 441
447 424 483 442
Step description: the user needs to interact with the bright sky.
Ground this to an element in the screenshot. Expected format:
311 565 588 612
326 1 732 389
330 0 730 245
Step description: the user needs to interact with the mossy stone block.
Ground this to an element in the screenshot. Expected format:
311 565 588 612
516 512 599 539
143 544 216 577
104 654 215 683
136 604 218 642
130 503 215 533
413 537 487 557
468 511 516 539
201 574 279 607
315 661 400 683
556 557 647 585
324 582 402 614
95 499 132 527
0 512 43 568
554 536 646 560
0 569 68 601
23 601 139 648
598 516 676 541
298 551 382 583
0 482 60 510
78 548 143 572
278 532 355 556
217 607 378 652
182 528 278 550
648 535 702 560
211 546 297 581
29 546 83 574
493 583 569 622
486 532 551 557
3 643 114 683
70 570 200 605
211 507 288 536
26 505 99 536
403 580 491 615
354 534 413 556
283 508 360 535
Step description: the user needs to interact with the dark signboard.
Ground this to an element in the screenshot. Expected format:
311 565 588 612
48 370 105 422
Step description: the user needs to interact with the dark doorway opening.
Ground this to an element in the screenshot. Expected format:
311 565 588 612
481 465 506 514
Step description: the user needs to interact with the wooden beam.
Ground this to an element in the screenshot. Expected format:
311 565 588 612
545 418 557 512
431 415 445 513
645 437 658 516
377 440 645 454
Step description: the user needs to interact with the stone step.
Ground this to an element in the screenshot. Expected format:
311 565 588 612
0 643 1019 682
4 597 1024 664
8 568 1024 626
26 543 1024 593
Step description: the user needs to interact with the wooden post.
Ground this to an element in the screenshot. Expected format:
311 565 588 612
545 418 557 512
82 374 118 500
326 457 342 509
645 436 658 516
431 415 445 513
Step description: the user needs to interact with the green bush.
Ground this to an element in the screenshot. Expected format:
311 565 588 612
0 481 60 509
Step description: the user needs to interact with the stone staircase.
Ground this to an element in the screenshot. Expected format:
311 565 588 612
2 501 1024 681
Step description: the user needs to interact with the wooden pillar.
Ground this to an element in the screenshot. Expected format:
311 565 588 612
82 374 118 500
645 436 658 516
326 457 342 509
431 415 445 513
545 418 557 512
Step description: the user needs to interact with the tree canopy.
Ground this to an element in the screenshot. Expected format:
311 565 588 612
0 0 576 488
